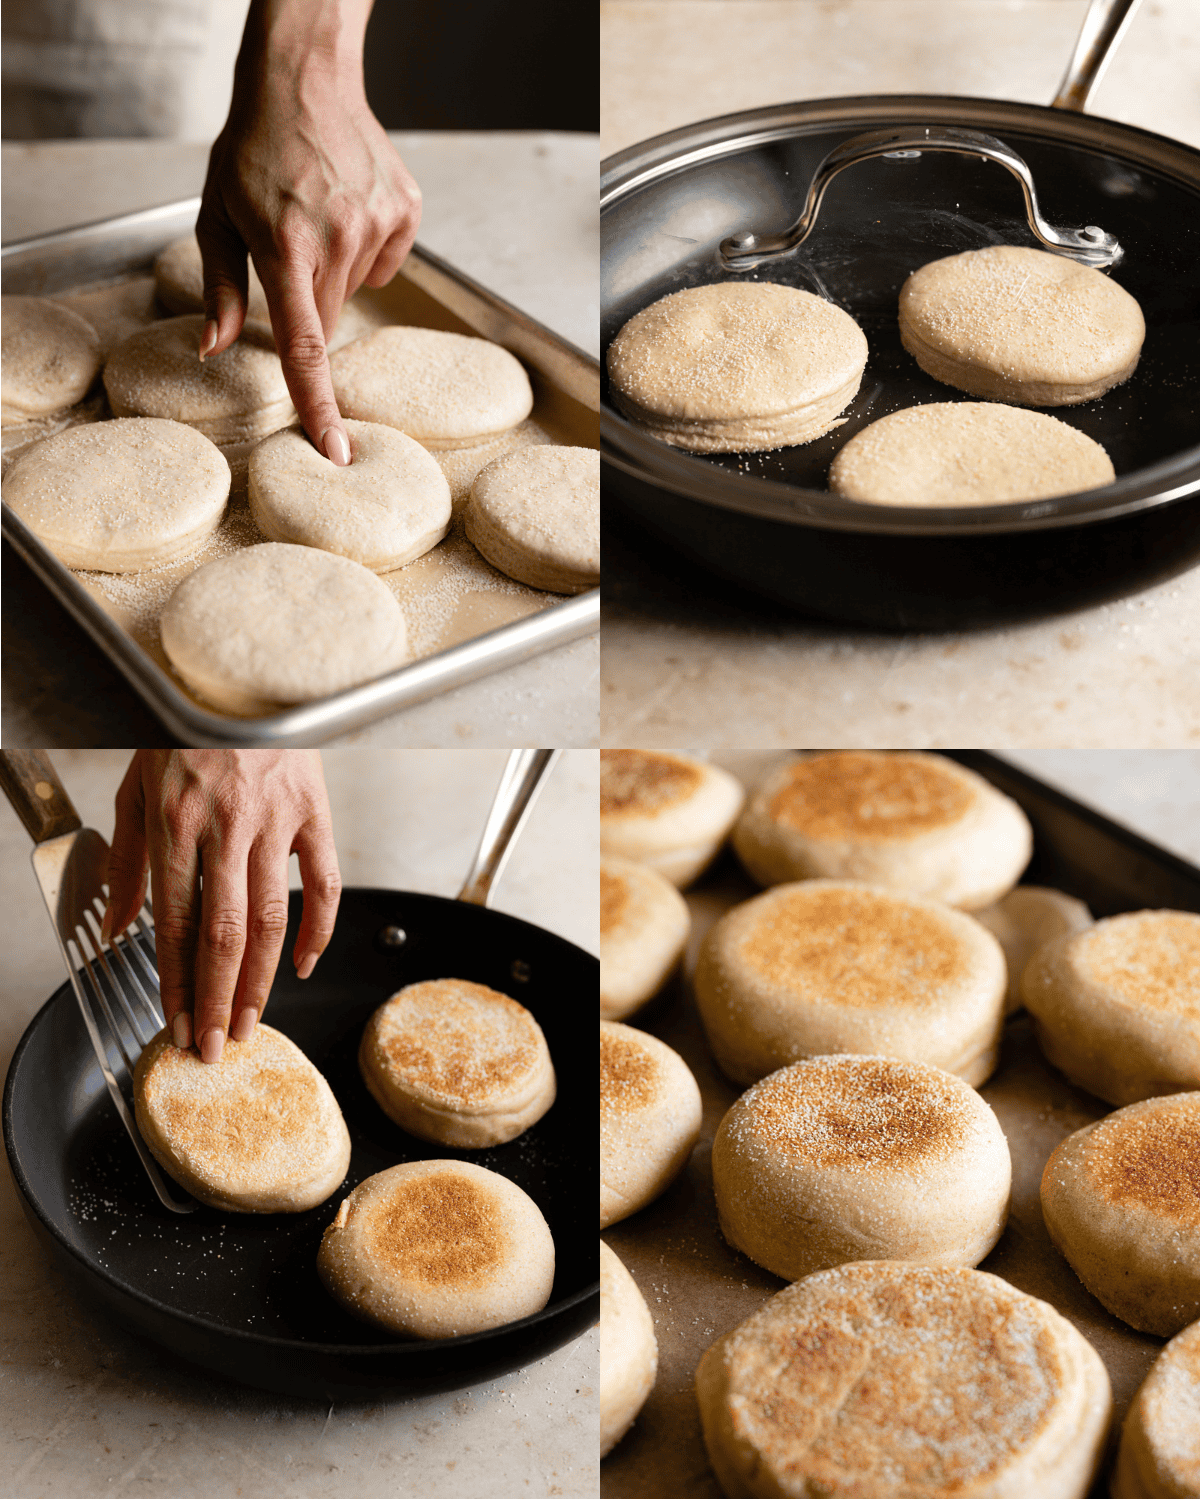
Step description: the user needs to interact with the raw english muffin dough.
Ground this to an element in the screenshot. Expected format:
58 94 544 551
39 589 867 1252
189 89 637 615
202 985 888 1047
600 856 691 1022
104 315 296 445
1041 1092 1200 1337
317 1160 555 1339
606 282 869 452
695 1261 1113 1500
898 244 1145 405
133 1023 351 1212
1021 909 1200 1105
712 1055 1012 1283
1113 1319 1200 1499
975 885 1093 1013
464 444 599 594
600 1239 658 1458
328 325 534 449
357 977 555 1147
249 419 451 572
159 542 409 715
1 417 229 571
600 1020 702 1229
1 295 102 424
694 879 1007 1087
55 277 161 361
600 749 746 888
827 401 1116 505
733 750 1032 909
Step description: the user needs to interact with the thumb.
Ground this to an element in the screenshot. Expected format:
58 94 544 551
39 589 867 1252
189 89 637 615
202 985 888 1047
265 265 351 466
103 756 150 945
195 214 251 362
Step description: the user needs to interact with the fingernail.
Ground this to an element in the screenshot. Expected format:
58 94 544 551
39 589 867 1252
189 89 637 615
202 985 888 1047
230 1008 258 1043
321 427 351 466
198 320 218 361
200 1028 225 1064
296 952 319 980
172 1012 193 1050
100 899 113 946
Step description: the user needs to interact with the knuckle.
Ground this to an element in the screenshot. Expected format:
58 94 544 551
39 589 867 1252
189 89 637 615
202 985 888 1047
154 912 198 951
200 913 246 960
250 900 290 945
280 331 330 372
313 866 342 906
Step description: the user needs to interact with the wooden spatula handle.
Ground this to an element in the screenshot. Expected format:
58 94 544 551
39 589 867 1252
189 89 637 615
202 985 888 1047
0 751 83 844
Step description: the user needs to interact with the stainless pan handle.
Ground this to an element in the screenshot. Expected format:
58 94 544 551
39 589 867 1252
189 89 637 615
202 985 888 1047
719 125 1123 272
1052 0 1144 112
457 749 562 908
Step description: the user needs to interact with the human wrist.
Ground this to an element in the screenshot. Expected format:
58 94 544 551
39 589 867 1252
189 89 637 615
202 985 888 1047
237 0 372 96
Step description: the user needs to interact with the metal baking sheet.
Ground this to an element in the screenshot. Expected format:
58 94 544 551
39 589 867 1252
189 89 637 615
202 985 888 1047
601 750 1200 1499
2 198 599 746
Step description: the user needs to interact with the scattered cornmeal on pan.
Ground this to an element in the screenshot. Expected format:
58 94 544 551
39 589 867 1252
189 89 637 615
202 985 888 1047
133 1023 351 1212
606 282 868 453
358 978 556 1147
1021 908 1200 1105
732 749 1032 908
828 402 1115 505
600 1239 657 1459
1041 1092 1200 1337
600 748 745 889
695 1262 1113 1499
898 244 1145 406
1113 1319 1200 1499
317 1160 555 1339
711 1055 1012 1283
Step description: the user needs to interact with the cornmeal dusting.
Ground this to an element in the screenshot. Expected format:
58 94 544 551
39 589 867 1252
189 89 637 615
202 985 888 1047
601 867 630 936
1083 1097 1200 1225
601 749 702 816
769 751 974 840
1079 911 1200 1017
364 1171 503 1286
600 1028 659 1117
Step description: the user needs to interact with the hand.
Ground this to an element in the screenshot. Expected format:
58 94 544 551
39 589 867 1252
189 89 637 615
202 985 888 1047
195 0 421 465
102 750 341 1063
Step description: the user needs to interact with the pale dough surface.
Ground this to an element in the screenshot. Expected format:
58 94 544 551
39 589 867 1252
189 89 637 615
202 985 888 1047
249 419 451 572
316 1160 555 1339
600 749 746 888
132 1023 351 1213
1041 1092 1200 1337
1113 1319 1200 1499
600 856 691 1022
605 281 868 452
600 1239 658 1459
696 1262 1113 1500
464 444 599 594
159 541 409 715
694 879 1007 1087
54 276 161 361
898 245 1145 406
357 978 555 1148
1 417 229 571
104 314 296 445
1 294 102 424
712 1054 1012 1283
829 401 1115 505
733 749 1032 909
329 325 534 449
1021 909 1200 1105
975 885 1093 1013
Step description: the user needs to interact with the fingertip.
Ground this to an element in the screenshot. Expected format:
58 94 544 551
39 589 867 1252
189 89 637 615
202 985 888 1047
200 1028 225 1064
296 951 319 980
172 1011 193 1050
230 1007 258 1043
321 426 351 466
198 320 218 362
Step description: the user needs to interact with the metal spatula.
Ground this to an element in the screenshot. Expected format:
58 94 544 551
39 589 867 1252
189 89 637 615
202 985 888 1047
0 750 195 1213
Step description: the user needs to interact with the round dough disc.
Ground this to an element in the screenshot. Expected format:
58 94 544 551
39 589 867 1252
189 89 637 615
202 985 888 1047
974 885 1093 1013
329 325 534 449
600 1239 658 1458
600 856 691 1022
249 419 451 572
696 1262 1113 1500
132 1023 351 1212
160 541 409 715
464 444 599 594
828 401 1115 505
605 282 868 453
1114 1319 1200 1499
1 295 102 424
155 234 272 324
1 416 230 571
358 977 556 1147
317 1159 555 1339
104 315 295 445
600 749 746 888
898 245 1145 405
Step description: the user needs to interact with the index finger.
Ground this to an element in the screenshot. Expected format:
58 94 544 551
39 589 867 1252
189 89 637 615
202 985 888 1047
261 259 351 467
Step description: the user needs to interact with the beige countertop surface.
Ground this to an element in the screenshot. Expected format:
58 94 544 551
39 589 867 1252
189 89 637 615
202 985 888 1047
600 0 1200 749
0 749 599 1499
1 131 600 749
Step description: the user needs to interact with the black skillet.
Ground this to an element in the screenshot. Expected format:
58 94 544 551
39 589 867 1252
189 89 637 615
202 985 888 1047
601 3 1200 628
3 757 598 1401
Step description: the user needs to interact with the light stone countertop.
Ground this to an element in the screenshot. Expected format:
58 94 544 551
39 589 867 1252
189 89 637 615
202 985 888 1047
1 131 600 749
600 0 1200 749
1 749 599 1500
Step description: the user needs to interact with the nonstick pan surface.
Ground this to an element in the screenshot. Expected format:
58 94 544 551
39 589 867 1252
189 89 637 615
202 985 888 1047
3 886 598 1401
601 95 1200 625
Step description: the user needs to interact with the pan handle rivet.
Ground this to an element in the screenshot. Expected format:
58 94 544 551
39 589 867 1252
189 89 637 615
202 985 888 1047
511 959 531 983
380 926 407 948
